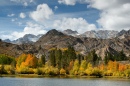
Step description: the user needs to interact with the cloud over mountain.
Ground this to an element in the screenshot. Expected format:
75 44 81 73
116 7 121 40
1 22 47 40
53 17 97 34
58 0 130 31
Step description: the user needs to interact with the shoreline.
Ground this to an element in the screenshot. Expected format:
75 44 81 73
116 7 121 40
0 74 130 79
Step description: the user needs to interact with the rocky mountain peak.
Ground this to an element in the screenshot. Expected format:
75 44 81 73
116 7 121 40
3 34 43 44
23 34 36 38
3 39 11 43
81 30 118 39
63 29 78 36
117 29 130 37
46 29 64 36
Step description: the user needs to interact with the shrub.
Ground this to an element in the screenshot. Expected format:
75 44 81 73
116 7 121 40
60 68 66 75
34 68 43 75
91 67 103 77
85 67 93 76
124 69 130 77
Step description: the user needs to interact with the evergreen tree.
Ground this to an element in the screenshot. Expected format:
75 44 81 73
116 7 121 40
108 52 114 61
92 50 98 65
49 50 56 67
85 50 99 66
61 51 68 69
104 52 114 65
118 50 127 61
104 53 108 65
77 54 84 65
67 46 77 61
55 49 62 69
41 55 46 65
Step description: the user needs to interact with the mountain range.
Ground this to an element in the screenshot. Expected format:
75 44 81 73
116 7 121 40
0 29 130 59
80 30 118 39
4 34 42 44
3 29 127 44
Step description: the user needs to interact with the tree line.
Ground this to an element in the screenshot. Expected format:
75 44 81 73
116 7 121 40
0 46 130 77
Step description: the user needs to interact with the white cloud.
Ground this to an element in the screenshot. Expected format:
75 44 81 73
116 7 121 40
8 13 15 17
23 22 47 35
29 3 53 22
23 2 28 6
87 0 130 31
54 6 58 10
58 0 77 5
20 12 26 19
58 0 89 5
57 0 130 31
10 0 34 6
1 22 47 40
53 17 97 34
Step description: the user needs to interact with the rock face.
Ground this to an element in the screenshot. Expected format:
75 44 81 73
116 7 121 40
96 46 119 60
0 29 130 59
35 29 83 49
35 30 130 58
81 30 118 39
117 29 130 37
63 29 79 36
13 34 43 44
35 29 130 59
0 40 21 57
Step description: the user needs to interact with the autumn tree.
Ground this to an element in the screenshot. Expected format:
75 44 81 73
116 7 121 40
71 60 79 75
17 54 27 67
24 54 38 68
79 60 87 75
0 65 4 74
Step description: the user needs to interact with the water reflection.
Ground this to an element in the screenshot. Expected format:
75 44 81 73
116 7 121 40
0 77 130 86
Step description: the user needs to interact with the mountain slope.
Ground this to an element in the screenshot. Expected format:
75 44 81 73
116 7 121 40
35 29 83 49
63 29 79 36
81 30 118 39
35 29 130 59
117 29 130 37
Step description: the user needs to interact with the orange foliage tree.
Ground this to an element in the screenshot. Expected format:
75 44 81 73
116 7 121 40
17 54 38 68
23 54 38 68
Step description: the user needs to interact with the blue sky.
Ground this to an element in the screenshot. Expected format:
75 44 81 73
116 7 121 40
0 0 130 40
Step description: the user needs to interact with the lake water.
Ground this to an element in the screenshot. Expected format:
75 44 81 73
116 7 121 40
0 77 130 86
